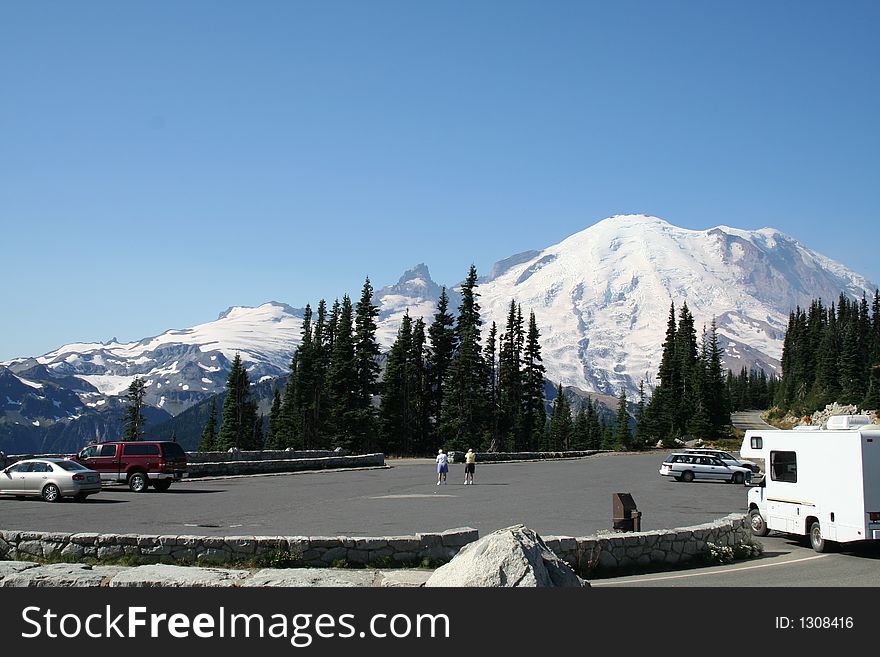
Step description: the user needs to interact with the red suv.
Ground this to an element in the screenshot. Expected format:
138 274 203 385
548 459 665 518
72 441 188 492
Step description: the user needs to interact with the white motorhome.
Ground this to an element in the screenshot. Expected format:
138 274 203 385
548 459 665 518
741 415 880 552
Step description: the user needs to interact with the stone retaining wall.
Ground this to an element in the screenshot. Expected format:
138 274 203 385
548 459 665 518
1 452 384 478
449 449 603 463
186 453 385 477
545 513 750 574
0 515 750 573
0 527 478 568
186 449 344 464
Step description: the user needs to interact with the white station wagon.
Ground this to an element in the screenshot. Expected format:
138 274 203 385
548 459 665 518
660 452 752 484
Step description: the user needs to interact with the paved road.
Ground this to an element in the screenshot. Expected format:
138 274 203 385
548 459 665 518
592 533 880 587
731 410 775 431
1 452 750 538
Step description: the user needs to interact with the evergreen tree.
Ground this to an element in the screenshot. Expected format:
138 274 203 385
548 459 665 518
522 311 546 450
121 377 147 441
198 400 218 452
483 321 500 450
573 402 589 450
409 318 430 455
426 287 456 434
252 414 264 450
290 304 317 448
614 388 631 450
312 299 330 441
586 399 601 450
277 353 298 448
266 387 283 449
217 353 259 450
354 277 381 452
546 383 573 451
380 313 414 455
633 380 646 446
438 265 488 450
706 319 730 432
863 365 880 411
326 295 358 450
497 301 524 450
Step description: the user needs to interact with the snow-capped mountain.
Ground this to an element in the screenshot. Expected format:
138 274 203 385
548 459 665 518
474 215 875 395
4 302 307 417
2 214 876 446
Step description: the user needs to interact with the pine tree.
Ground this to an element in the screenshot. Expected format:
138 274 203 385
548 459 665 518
863 365 880 411
522 311 546 450
121 377 147 441
633 380 646 446
409 318 430 455
266 387 283 449
354 277 381 452
438 266 487 450
426 287 456 434
573 402 589 450
498 301 524 450
546 383 573 451
290 304 317 448
483 321 499 451
251 414 264 450
277 353 298 448
198 400 218 452
614 388 631 450
586 398 602 450
217 353 258 450
326 295 358 450
380 313 414 455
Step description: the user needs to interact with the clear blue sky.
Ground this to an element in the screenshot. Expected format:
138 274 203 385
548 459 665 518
1 1 878 361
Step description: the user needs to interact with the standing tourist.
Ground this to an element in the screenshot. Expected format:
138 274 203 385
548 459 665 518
436 449 449 485
464 448 476 485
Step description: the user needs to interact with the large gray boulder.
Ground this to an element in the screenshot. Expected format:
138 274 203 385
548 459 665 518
425 524 588 587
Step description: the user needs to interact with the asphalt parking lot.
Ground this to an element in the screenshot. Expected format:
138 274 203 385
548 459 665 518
0 451 750 538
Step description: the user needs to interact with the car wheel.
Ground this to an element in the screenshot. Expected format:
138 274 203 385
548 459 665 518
732 472 745 485
128 472 148 493
681 470 695 483
749 509 770 537
152 479 172 492
809 521 833 553
42 483 61 503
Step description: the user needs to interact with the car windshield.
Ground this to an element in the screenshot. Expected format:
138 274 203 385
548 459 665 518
53 460 89 471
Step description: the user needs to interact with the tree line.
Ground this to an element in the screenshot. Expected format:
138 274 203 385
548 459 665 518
773 291 880 415
197 265 578 455
637 302 731 443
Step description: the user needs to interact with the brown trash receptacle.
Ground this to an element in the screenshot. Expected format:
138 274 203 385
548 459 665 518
612 492 642 532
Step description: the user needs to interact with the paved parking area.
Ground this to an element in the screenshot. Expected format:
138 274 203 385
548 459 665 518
0 452 749 538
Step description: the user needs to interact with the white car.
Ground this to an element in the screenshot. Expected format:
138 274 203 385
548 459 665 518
0 458 102 502
683 448 760 473
660 452 752 484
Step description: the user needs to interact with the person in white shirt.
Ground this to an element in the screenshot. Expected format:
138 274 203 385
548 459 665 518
436 449 449 485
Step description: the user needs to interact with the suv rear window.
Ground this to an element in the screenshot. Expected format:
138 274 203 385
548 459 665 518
122 443 161 456
161 443 186 458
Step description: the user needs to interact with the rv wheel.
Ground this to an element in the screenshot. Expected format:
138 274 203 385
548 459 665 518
809 522 831 553
749 509 769 536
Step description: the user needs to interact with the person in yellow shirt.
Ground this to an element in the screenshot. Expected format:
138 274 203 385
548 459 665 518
464 448 476 485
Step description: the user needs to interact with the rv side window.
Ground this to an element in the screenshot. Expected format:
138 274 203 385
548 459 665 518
770 451 797 483
750 436 763 449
